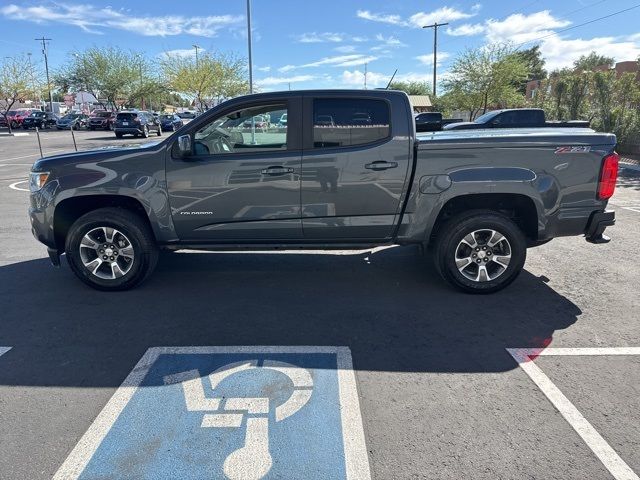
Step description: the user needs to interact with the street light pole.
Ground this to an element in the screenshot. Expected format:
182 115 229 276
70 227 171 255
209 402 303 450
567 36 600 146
35 37 53 112
422 22 448 98
246 0 253 94
192 44 200 67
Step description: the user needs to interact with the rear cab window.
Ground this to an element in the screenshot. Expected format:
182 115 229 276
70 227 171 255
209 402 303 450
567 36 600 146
312 98 390 149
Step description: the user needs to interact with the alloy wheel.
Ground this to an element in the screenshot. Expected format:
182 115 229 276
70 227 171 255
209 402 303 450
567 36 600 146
454 229 512 282
78 226 135 280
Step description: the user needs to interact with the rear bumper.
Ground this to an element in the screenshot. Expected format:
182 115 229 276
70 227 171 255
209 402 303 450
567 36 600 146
585 210 615 244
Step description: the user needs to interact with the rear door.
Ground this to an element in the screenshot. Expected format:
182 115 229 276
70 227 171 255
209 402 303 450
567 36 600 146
300 94 412 240
166 97 303 241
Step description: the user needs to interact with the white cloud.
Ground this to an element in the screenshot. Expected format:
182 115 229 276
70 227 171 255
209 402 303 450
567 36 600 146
484 11 570 44
334 45 357 53
278 54 379 72
341 70 432 88
371 34 407 51
356 10 405 26
408 7 477 28
0 3 242 37
296 32 344 43
257 75 317 86
256 65 271 72
415 52 451 66
540 35 640 71
446 23 485 36
357 6 479 29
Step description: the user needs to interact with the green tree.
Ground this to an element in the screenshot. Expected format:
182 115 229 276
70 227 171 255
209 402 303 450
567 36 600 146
512 45 547 94
56 47 153 110
388 81 431 96
161 51 248 111
574 52 614 71
443 44 528 119
0 55 36 133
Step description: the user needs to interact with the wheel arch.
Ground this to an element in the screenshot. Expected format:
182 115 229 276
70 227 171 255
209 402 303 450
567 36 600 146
427 193 539 247
53 195 157 251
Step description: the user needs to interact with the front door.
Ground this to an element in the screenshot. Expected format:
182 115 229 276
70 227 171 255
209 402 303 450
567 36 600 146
301 95 411 240
166 98 303 241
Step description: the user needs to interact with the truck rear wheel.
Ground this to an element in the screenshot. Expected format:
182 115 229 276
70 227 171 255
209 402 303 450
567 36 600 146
65 208 158 291
433 210 526 294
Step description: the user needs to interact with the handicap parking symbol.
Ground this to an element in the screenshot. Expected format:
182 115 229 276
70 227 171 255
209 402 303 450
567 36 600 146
54 347 370 480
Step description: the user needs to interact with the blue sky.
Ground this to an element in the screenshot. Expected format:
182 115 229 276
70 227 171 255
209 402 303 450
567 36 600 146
1 0 639 92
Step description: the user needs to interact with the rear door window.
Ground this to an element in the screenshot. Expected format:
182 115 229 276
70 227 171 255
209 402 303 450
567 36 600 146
312 98 390 149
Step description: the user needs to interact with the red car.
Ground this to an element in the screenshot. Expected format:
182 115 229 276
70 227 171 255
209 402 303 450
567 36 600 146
4 109 34 128
88 110 116 130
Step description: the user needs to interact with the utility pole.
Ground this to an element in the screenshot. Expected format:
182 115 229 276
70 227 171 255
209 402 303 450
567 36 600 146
421 22 448 98
35 37 53 112
364 62 367 89
192 44 200 67
246 0 253 94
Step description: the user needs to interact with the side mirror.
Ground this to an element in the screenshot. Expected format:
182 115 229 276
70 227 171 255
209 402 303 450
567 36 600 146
177 134 192 157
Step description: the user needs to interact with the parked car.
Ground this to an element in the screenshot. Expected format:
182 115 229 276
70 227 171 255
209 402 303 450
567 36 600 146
56 113 88 130
279 113 288 127
177 111 196 119
22 111 58 129
159 114 184 131
414 112 464 132
114 111 162 138
29 90 618 293
6 109 34 128
243 115 268 130
443 108 590 131
88 111 116 131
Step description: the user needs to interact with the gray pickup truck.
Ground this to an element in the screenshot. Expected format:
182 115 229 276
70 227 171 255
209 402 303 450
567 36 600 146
28 90 618 293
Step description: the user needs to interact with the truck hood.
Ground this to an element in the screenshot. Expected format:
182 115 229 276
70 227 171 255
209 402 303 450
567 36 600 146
32 141 161 171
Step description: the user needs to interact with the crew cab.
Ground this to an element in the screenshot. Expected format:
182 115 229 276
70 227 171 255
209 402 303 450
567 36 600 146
415 112 463 132
29 90 618 293
444 108 590 130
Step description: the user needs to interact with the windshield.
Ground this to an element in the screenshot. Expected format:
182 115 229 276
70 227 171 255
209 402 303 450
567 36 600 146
30 112 45 117
160 115 174 120
62 114 81 120
7 110 17 116
474 111 500 123
94 111 111 117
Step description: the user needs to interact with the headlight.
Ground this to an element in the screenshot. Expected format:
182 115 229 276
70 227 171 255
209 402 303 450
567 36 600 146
29 172 49 192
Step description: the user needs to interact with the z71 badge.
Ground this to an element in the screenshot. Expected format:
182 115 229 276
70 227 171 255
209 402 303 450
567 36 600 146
555 146 591 154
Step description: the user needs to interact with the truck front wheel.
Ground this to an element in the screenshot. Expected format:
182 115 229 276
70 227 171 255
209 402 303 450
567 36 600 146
433 211 526 294
65 208 158 291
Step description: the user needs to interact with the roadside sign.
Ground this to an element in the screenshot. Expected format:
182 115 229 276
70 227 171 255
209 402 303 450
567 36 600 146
54 346 370 480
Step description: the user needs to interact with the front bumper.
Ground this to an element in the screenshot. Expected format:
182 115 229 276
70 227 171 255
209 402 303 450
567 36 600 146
585 210 615 244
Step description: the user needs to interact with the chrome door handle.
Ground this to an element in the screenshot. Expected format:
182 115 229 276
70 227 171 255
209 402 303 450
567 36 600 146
261 166 294 175
365 161 398 171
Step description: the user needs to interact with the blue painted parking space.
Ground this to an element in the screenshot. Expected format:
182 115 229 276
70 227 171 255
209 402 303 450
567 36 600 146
54 346 370 480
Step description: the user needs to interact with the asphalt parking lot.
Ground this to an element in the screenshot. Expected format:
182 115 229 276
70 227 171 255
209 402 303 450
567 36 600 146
0 129 639 479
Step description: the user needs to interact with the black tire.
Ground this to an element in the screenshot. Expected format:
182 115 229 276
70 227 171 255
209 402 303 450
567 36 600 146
115 132 123 138
156 125 162 136
433 210 526 294
65 208 158 291
89 127 95 131
142 125 149 138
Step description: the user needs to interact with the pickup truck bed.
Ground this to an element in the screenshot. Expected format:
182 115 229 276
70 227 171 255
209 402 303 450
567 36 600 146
28 90 618 293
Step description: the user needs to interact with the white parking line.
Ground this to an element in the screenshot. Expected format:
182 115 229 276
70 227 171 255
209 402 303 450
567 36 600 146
9 180 29 192
0 347 11 358
0 149 67 163
508 347 640 480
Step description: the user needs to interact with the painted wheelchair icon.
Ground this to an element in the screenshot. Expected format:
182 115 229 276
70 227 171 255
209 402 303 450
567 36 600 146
164 360 313 480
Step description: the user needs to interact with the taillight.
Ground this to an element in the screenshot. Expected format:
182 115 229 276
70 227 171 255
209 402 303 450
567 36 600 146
598 153 619 200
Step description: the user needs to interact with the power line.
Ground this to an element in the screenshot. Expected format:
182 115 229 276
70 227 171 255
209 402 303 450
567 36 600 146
515 3 640 48
35 37 53 113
